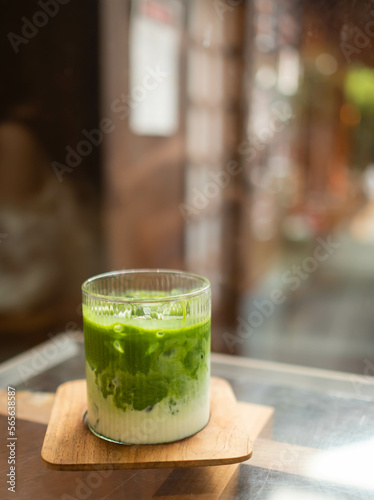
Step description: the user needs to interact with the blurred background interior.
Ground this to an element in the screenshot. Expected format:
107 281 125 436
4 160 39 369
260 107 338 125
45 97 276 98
1 0 374 374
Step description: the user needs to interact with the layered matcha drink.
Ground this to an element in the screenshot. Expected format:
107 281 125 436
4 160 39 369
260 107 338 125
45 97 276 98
82 271 211 444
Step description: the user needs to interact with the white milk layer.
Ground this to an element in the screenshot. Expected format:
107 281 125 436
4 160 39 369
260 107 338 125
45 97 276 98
86 363 210 444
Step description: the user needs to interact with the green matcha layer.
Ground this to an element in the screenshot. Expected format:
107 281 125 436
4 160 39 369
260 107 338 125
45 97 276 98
83 314 210 444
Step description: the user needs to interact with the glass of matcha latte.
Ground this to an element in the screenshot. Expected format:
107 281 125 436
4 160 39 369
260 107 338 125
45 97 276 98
81 270 211 444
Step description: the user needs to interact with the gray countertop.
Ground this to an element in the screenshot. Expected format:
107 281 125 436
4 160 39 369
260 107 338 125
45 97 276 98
1 332 374 499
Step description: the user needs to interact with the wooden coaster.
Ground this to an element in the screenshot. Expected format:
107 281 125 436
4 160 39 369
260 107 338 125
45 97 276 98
41 377 268 471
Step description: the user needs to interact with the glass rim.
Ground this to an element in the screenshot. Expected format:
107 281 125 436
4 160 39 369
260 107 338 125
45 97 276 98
81 269 211 304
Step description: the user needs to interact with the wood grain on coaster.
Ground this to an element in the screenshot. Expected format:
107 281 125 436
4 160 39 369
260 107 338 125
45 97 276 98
41 377 267 471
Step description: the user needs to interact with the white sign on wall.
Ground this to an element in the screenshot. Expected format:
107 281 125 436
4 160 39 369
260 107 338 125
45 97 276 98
129 0 182 136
